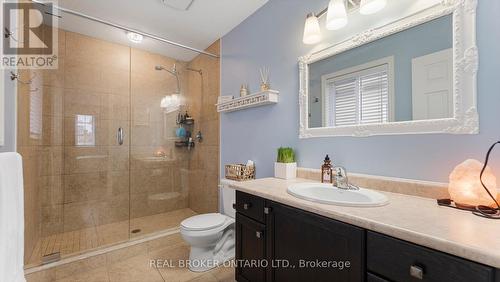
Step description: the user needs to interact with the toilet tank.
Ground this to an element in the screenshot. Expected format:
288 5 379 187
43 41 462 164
220 182 235 218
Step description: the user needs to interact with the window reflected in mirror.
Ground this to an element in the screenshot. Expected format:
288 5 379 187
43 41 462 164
322 58 392 127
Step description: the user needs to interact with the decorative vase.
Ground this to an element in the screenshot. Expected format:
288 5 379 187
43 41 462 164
240 84 249 97
260 83 270 91
274 162 297 180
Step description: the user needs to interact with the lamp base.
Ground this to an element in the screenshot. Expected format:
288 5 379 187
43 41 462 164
438 199 500 219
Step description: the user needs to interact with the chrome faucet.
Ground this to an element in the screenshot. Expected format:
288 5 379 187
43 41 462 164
333 166 359 190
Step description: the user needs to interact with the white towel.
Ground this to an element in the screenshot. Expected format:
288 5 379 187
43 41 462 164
0 152 26 282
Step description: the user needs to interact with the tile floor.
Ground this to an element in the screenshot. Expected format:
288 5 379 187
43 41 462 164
28 209 197 267
26 233 235 282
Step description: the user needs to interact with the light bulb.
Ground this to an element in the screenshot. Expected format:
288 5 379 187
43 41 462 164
303 13 322 45
326 0 348 30
360 0 387 15
127 32 143 43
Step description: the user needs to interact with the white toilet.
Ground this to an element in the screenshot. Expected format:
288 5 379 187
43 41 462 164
180 183 235 272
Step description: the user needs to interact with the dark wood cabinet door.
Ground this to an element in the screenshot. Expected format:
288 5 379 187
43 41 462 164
236 213 267 282
266 201 365 282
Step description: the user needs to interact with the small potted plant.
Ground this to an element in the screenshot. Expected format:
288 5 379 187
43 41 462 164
274 147 297 179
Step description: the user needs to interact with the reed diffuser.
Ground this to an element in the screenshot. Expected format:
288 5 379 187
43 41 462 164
259 67 270 91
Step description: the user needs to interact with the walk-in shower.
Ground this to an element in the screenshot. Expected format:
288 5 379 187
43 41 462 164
17 14 220 269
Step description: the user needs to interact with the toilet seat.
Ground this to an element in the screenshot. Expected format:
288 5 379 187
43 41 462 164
181 213 228 231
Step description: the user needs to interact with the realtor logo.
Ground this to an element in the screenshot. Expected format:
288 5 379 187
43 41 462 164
1 1 58 69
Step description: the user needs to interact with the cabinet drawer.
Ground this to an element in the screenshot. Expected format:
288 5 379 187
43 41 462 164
236 191 265 223
367 231 494 282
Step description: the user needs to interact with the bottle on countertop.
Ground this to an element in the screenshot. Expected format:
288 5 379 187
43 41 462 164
321 155 333 184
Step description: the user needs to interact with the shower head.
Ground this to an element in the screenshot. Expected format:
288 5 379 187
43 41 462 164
155 64 181 94
155 64 177 75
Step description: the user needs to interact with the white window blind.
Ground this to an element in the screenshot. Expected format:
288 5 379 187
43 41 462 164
326 64 389 127
331 77 358 126
360 70 389 124
29 75 43 139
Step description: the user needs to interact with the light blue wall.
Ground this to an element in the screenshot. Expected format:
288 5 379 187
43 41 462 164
308 15 452 126
221 0 500 182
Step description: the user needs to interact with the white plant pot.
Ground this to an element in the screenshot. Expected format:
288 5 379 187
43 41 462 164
274 162 297 180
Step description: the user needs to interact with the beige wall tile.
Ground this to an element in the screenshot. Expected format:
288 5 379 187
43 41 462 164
41 116 63 146
63 88 101 118
64 146 109 174
42 86 63 116
22 29 221 267
40 175 64 206
62 201 96 231
41 204 64 236
39 146 63 176
185 40 220 214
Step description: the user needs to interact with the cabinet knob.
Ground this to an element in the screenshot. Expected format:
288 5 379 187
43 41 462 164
264 207 272 214
410 264 424 280
232 203 236 209
256 231 262 239
243 203 252 210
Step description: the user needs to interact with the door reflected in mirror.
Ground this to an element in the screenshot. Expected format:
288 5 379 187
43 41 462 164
308 15 453 129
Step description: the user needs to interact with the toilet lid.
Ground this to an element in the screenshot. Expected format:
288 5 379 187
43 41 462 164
181 213 227 231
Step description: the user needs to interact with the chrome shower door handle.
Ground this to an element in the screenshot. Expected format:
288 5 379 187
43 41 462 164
117 127 124 145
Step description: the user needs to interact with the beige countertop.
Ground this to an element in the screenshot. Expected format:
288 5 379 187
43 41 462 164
224 177 500 268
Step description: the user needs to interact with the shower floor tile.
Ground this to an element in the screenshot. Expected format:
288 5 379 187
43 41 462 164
27 208 197 267
130 208 196 238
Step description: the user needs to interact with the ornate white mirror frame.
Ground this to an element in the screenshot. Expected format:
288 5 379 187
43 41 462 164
299 0 478 138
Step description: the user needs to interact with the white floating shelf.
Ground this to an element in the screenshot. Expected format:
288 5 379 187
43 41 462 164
216 90 279 113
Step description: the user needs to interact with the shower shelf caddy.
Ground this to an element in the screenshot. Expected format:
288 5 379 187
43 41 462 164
216 90 279 113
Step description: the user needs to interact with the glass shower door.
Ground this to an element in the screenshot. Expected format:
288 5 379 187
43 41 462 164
128 49 193 238
59 32 131 255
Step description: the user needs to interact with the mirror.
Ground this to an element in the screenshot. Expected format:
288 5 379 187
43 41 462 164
309 15 452 128
299 2 478 138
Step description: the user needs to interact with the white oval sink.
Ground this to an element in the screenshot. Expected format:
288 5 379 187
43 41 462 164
287 183 389 207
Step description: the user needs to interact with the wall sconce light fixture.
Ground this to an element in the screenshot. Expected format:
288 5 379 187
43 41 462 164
303 0 387 45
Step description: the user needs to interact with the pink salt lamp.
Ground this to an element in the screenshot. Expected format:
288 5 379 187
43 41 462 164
448 159 498 207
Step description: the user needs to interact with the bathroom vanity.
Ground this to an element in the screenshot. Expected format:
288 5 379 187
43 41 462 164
230 178 500 282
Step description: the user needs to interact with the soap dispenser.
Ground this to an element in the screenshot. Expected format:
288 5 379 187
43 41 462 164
321 155 333 183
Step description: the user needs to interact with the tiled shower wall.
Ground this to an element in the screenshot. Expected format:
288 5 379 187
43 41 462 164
18 28 220 264
186 41 221 213
129 48 190 219
17 27 66 262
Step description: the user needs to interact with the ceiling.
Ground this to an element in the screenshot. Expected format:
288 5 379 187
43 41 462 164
54 0 268 61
